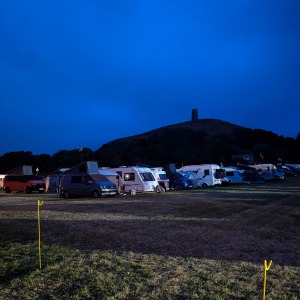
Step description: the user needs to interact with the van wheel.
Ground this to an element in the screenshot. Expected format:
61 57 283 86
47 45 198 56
63 191 70 198
92 190 100 198
174 184 182 190
25 187 32 194
201 183 208 189
4 187 11 193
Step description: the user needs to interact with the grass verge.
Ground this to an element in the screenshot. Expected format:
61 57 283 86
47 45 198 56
0 242 299 299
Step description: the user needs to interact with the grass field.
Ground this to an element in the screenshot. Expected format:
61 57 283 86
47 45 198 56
0 177 299 299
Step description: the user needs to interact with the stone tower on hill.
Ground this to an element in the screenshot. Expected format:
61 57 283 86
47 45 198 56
191 108 198 121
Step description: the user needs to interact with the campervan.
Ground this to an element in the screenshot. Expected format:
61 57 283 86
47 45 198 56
59 161 117 198
150 167 169 190
3 165 46 193
177 164 224 187
59 173 117 198
109 166 159 193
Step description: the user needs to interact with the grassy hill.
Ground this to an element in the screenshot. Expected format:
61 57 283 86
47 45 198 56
95 119 299 167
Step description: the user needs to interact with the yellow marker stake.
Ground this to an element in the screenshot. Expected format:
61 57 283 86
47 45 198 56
263 260 272 300
38 200 43 269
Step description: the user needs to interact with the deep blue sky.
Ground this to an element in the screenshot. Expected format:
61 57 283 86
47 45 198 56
1 1 299 155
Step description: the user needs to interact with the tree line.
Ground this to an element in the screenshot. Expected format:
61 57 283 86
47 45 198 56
1 127 299 175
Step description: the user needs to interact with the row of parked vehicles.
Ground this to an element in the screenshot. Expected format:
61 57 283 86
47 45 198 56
0 162 299 198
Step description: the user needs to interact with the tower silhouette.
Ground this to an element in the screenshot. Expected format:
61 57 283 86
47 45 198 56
191 108 198 121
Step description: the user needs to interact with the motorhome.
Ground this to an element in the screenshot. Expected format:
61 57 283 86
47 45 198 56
177 164 224 187
150 167 169 190
109 166 159 193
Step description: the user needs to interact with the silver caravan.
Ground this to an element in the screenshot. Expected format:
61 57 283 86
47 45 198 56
178 164 224 187
109 166 159 193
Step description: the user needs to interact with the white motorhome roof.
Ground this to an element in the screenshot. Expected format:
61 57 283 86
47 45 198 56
178 164 221 171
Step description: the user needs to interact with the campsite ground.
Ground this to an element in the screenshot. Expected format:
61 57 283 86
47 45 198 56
0 177 299 299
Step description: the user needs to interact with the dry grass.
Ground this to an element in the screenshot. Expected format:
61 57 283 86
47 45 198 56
0 177 300 299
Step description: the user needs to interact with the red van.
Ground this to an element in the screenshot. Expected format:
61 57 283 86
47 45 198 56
3 175 46 193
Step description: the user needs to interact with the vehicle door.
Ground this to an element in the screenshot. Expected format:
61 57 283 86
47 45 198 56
70 176 85 196
123 172 141 192
82 175 94 195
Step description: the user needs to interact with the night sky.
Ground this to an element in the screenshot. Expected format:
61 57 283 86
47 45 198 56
1 1 299 155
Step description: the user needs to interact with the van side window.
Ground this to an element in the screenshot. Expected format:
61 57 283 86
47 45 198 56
4 176 20 181
204 169 210 176
83 175 93 184
71 176 83 184
124 173 135 181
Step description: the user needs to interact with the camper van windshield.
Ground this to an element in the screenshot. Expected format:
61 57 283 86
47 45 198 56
140 172 155 181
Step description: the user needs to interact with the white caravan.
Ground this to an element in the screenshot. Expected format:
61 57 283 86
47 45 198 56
249 164 284 181
109 166 159 193
150 167 169 190
221 167 249 185
178 164 224 187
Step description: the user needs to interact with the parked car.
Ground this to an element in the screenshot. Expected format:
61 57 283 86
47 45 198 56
285 164 300 175
166 171 193 190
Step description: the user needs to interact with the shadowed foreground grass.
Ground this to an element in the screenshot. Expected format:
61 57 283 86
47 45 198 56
0 178 300 299
0 242 299 300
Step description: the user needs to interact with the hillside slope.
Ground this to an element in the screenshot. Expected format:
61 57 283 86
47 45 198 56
95 119 299 167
